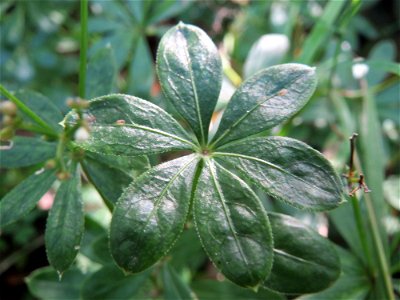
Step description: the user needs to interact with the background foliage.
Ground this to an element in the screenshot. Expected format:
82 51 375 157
0 0 399 299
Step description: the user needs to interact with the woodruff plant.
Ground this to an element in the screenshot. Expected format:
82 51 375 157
0 22 343 293
70 23 344 288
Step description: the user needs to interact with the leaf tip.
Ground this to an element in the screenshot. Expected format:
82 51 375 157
248 282 262 293
121 268 133 276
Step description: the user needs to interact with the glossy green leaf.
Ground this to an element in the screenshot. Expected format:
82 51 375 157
15 90 63 132
86 46 116 99
127 35 154 99
193 160 273 288
215 136 343 210
86 151 150 177
0 136 56 168
110 155 199 273
26 267 85 300
81 265 150 300
0 169 56 227
70 94 196 156
299 247 370 300
162 264 195 300
45 164 84 273
263 213 340 294
212 64 317 146
192 280 284 300
82 156 133 209
157 22 222 143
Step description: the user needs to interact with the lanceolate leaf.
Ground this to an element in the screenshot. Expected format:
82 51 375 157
0 136 56 168
86 46 116 99
110 155 199 273
264 213 341 294
45 163 84 273
0 168 56 227
81 156 133 209
81 265 150 300
193 160 273 288
15 90 63 132
26 267 85 300
157 22 222 143
162 264 195 300
212 64 317 146
71 94 197 156
215 137 343 210
128 35 154 99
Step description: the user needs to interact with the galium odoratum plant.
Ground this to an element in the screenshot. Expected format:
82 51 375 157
67 23 344 289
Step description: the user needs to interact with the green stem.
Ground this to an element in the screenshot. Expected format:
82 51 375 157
56 133 67 172
79 0 89 99
349 195 373 272
0 85 56 135
18 123 58 139
363 191 395 300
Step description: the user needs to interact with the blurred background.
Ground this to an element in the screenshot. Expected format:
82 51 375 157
0 0 399 299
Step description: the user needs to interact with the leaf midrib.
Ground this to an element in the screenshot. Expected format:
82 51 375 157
207 160 252 278
179 27 205 144
136 155 197 244
93 123 197 148
211 71 309 147
214 152 334 198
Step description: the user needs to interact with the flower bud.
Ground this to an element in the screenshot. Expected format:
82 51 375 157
74 126 90 142
0 101 17 116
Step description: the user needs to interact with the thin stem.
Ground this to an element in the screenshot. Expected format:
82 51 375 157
0 235 44 275
17 123 58 139
363 190 395 300
79 0 89 99
0 85 56 135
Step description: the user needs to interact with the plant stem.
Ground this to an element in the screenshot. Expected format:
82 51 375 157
79 0 89 99
362 189 395 300
0 85 56 135
18 123 58 139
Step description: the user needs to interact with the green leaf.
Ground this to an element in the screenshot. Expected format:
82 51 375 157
81 265 150 300
191 279 284 300
299 247 370 300
70 94 196 156
86 46 116 99
45 164 84 273
215 136 343 210
0 136 56 168
193 160 273 288
85 151 150 177
147 0 192 25
263 213 341 294
82 156 133 209
15 90 63 132
298 0 347 64
212 64 317 146
169 227 206 272
243 34 289 79
127 35 154 99
162 264 195 300
157 22 222 143
26 267 85 300
366 40 396 85
110 155 199 273
0 169 56 227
